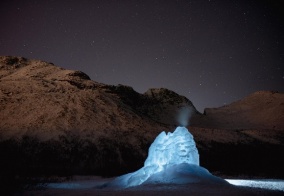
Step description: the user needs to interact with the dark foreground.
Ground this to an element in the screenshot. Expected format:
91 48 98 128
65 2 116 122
21 176 284 196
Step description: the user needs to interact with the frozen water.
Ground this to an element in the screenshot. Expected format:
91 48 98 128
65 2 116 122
108 127 227 188
145 126 199 167
143 163 227 185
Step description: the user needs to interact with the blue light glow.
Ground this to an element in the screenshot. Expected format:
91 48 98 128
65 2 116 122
108 127 203 187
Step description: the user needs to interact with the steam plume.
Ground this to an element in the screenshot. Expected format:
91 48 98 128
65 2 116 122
176 106 193 127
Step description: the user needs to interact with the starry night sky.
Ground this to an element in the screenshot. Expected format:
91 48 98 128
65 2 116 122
1 0 283 112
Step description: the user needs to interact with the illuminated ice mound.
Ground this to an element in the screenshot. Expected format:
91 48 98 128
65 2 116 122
143 163 226 185
108 127 227 188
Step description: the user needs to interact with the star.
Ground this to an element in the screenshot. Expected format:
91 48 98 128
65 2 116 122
0 0 283 111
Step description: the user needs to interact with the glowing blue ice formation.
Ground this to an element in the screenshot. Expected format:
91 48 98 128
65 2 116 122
144 126 199 167
108 126 225 188
108 127 227 187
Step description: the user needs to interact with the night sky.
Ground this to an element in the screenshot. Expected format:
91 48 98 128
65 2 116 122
1 0 283 112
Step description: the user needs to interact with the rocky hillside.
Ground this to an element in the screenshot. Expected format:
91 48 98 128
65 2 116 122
0 56 283 181
0 56 198 140
191 91 284 130
0 56 197 178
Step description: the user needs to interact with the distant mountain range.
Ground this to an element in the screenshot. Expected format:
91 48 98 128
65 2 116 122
0 56 283 179
191 90 284 131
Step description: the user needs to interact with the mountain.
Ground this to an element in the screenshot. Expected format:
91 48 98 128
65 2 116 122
0 56 283 182
0 56 197 177
0 56 199 140
189 90 284 179
191 91 284 131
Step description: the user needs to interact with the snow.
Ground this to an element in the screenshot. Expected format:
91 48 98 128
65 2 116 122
226 179 284 191
143 163 227 185
41 177 284 196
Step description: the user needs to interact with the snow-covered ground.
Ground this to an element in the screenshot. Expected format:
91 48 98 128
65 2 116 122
23 177 284 196
226 179 284 191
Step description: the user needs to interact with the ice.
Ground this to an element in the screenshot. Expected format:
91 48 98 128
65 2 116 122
144 126 199 167
144 163 227 185
108 127 227 188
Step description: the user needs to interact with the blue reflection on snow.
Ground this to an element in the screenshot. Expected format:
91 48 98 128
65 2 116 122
48 183 80 189
48 179 284 191
48 182 92 189
226 179 284 191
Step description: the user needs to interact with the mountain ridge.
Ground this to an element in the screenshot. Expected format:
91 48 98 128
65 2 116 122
0 56 198 140
191 90 284 130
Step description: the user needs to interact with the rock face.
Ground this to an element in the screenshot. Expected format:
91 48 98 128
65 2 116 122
144 88 198 126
